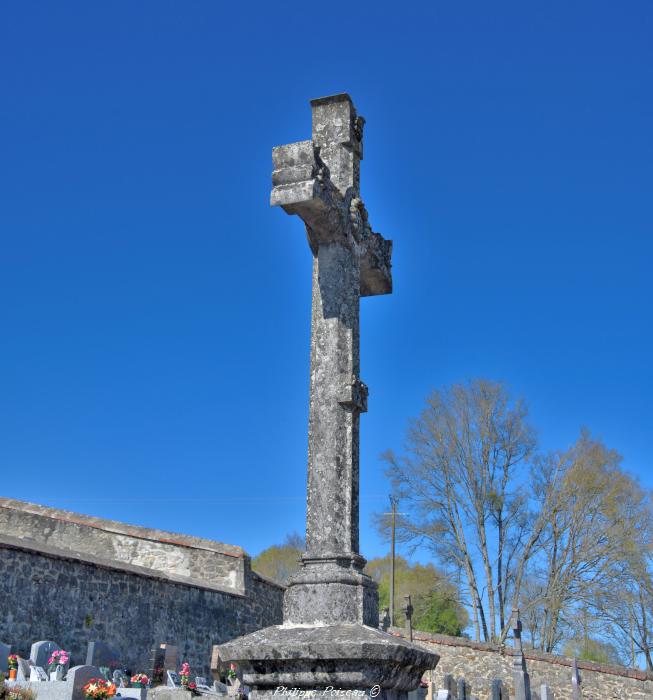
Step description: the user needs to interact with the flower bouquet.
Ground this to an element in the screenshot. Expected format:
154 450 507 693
227 663 238 681
7 654 18 680
82 679 117 699
130 674 150 688
179 663 191 688
47 650 69 681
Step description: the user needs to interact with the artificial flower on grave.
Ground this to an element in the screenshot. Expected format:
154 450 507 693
130 673 150 687
82 678 117 699
179 662 191 687
47 650 70 673
227 663 238 680
7 654 18 670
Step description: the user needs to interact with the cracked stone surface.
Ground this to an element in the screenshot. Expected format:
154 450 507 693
218 93 437 698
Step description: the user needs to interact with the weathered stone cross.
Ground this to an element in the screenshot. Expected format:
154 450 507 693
271 93 392 625
218 96 436 699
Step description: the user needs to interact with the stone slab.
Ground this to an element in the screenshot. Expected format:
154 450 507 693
5 681 71 700
116 689 148 700
148 689 194 700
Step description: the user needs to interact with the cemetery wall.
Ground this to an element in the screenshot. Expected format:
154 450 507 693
0 533 284 677
394 628 653 700
0 498 246 592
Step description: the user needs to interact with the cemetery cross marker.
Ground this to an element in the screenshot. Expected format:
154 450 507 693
271 93 393 625
218 94 437 699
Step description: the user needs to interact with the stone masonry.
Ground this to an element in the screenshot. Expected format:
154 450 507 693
0 498 246 592
397 628 653 700
0 500 284 675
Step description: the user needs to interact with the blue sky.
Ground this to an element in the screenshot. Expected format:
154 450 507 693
1 1 651 562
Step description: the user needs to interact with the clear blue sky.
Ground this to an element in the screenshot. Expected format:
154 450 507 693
1 1 651 562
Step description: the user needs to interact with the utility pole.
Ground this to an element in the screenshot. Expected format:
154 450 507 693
389 495 398 626
383 495 405 627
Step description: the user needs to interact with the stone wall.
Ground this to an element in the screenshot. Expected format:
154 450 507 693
0 530 284 676
391 628 653 700
0 498 246 592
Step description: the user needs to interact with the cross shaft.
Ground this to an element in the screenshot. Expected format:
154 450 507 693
270 94 392 626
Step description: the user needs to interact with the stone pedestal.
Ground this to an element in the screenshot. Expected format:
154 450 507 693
218 624 436 699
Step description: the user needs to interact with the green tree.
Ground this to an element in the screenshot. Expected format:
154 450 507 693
563 636 622 665
252 533 304 585
365 555 468 636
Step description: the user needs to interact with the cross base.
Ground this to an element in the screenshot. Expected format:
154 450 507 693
284 557 378 626
217 624 438 700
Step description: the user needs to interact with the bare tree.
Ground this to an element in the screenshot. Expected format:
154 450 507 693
380 379 549 642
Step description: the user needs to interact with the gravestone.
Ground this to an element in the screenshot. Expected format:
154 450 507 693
195 677 212 691
113 669 130 687
162 645 178 671
0 641 11 674
86 641 120 670
456 678 468 700
407 686 427 700
117 689 148 700
30 640 62 669
380 607 391 632
491 680 505 700
539 686 554 700
571 658 581 700
30 666 50 681
17 656 33 682
167 671 181 688
218 91 437 700
443 676 456 699
436 692 450 700
213 681 228 694
68 665 103 700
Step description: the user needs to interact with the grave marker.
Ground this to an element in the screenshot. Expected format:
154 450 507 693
68 665 103 700
540 686 554 700
167 671 181 688
0 641 11 674
86 642 120 670
30 666 50 682
113 670 130 687
17 657 32 682
30 641 61 669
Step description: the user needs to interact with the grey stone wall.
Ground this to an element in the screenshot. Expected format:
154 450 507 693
0 499 246 592
393 628 653 700
0 536 284 676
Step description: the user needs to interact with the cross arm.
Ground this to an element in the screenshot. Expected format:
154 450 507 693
270 140 392 296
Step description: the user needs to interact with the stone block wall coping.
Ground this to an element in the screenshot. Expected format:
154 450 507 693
0 498 243 558
0 532 247 598
388 627 653 682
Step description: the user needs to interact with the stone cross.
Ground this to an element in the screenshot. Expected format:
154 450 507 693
404 594 415 642
271 93 392 626
571 658 581 699
511 608 531 700
217 94 436 700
